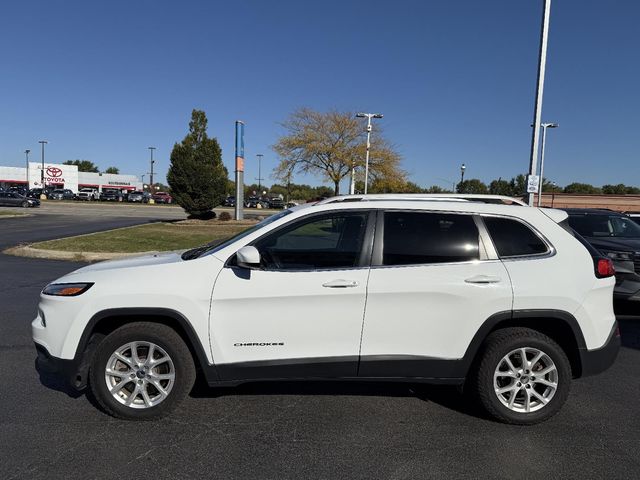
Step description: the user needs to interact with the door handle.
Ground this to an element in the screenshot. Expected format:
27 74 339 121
322 279 359 288
465 275 501 284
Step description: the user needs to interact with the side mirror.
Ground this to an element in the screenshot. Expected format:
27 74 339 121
236 246 261 269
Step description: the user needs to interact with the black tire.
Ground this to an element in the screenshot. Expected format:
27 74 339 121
468 327 571 425
88 322 196 420
21 201 29 208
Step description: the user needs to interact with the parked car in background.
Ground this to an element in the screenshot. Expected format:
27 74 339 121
27 188 52 199
625 212 640 226
100 189 124 202
76 188 100 201
34 195 619 424
9 186 28 196
565 209 640 305
48 189 75 201
152 191 173 204
127 191 146 203
268 197 285 209
0 191 40 207
245 196 260 208
223 196 236 207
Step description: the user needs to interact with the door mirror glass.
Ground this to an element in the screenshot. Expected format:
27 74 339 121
236 246 261 269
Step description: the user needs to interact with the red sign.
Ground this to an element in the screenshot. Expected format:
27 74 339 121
46 167 63 177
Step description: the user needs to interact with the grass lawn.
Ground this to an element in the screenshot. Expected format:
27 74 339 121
0 210 27 217
32 222 252 253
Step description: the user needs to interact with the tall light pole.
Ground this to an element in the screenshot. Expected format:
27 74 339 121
148 147 156 190
527 0 553 206
460 163 466 184
38 141 48 198
256 154 264 190
537 122 558 206
25 149 31 189
355 112 383 195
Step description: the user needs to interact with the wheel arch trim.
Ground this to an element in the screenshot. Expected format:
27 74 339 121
76 307 218 382
461 309 587 377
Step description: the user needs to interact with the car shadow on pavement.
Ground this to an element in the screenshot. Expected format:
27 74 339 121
190 380 487 421
34 360 84 399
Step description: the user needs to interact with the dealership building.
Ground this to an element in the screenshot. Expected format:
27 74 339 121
0 162 142 193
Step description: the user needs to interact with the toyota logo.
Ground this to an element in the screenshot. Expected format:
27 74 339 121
46 167 62 177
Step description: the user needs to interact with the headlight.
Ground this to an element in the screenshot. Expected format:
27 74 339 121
42 283 94 297
601 250 634 262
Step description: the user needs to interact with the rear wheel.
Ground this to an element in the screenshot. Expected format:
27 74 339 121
469 327 571 425
89 322 196 420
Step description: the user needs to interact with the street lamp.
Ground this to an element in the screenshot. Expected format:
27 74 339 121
38 141 48 199
25 149 31 189
537 122 558 206
148 147 156 190
256 154 264 190
527 0 553 206
460 163 466 184
355 112 383 195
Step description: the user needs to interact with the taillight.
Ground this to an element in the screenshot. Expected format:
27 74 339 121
595 258 615 278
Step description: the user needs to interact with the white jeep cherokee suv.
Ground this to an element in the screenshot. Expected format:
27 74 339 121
33 195 620 424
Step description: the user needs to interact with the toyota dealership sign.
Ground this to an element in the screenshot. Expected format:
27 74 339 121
44 166 65 184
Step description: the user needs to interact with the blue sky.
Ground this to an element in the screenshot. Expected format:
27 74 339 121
1 0 639 191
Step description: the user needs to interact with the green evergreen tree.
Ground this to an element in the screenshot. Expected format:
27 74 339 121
167 109 228 218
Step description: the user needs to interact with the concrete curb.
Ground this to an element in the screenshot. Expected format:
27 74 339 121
3 245 159 262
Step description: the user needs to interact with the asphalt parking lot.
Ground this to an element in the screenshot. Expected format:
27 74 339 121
1 211 639 479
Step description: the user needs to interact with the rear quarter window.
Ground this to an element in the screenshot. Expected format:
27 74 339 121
484 216 548 257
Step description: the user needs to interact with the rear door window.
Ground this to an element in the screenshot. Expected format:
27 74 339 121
484 216 548 257
382 211 480 265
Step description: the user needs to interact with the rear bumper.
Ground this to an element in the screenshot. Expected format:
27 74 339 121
579 322 620 377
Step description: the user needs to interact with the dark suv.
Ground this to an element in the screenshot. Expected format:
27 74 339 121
565 209 640 305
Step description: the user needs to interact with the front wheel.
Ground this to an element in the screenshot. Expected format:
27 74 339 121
89 322 196 420
469 327 571 425
21 201 29 208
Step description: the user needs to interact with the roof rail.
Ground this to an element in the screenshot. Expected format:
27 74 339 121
316 194 527 206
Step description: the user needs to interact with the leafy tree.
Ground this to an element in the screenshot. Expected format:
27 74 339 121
103 166 119 174
563 182 601 194
425 185 453 193
167 109 228 219
457 178 488 194
602 183 640 194
541 179 562 193
63 160 99 172
272 108 405 195
508 174 528 197
489 178 513 196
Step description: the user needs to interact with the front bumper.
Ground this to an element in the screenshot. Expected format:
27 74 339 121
579 322 621 377
35 343 88 390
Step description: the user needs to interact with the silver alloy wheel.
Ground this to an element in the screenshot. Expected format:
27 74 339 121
104 341 175 409
493 347 558 413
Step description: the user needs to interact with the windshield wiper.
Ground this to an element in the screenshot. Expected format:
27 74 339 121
181 237 230 260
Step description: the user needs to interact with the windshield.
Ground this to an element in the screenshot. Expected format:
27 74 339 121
568 214 640 238
182 209 294 260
